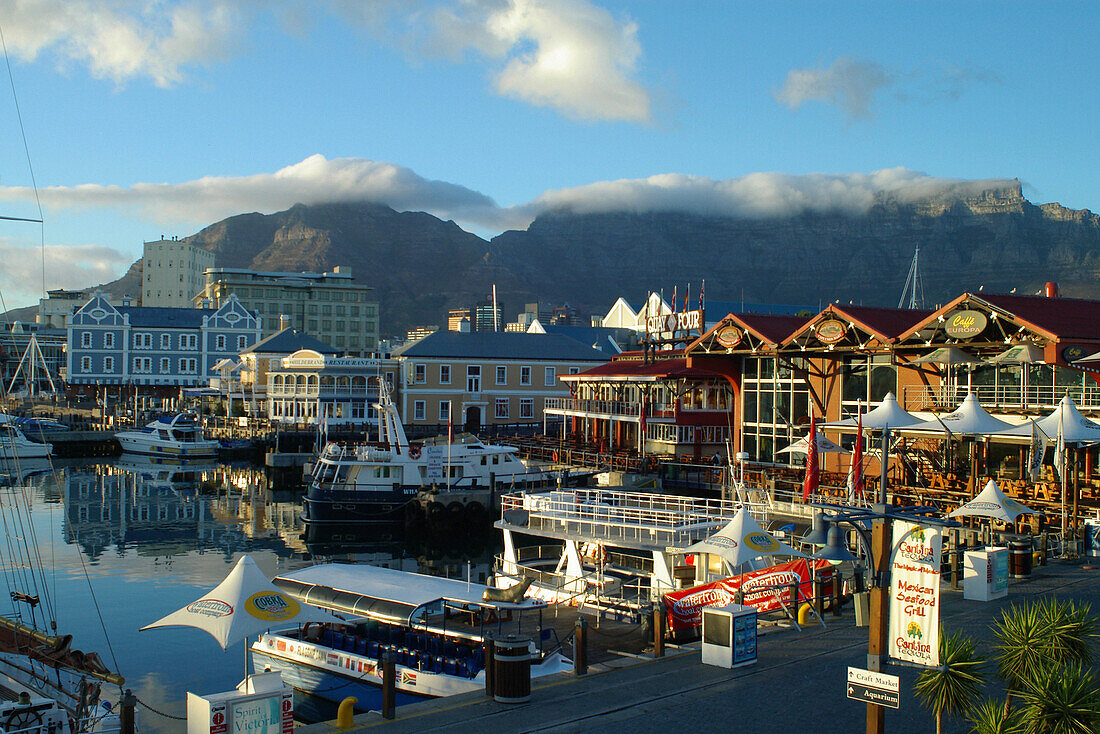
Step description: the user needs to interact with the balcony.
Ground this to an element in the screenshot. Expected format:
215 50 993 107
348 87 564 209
545 397 645 419
904 385 1100 413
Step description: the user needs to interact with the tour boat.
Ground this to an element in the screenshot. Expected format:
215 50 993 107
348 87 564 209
251 564 571 709
0 424 52 460
115 414 219 460
302 382 556 525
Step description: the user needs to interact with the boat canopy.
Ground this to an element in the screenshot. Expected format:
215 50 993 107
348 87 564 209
273 564 542 626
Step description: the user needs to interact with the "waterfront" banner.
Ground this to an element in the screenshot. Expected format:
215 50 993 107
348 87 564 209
888 520 941 666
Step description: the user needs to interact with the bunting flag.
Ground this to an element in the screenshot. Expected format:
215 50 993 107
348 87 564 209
1027 419 1048 483
802 412 819 501
847 414 864 502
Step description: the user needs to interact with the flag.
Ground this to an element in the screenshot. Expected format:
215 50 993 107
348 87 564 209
1053 408 1066 481
671 286 677 316
639 399 647 448
684 283 690 313
1027 419 1048 483
847 414 864 502
447 404 453 444
802 412 819 501
699 279 705 313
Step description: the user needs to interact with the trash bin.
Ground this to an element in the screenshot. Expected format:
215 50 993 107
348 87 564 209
1009 538 1032 578
493 634 532 703
1085 520 1100 558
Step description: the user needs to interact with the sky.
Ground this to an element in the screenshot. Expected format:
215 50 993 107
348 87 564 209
0 1 1096 308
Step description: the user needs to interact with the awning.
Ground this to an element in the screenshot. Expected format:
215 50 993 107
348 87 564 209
901 393 1015 437
1001 395 1100 445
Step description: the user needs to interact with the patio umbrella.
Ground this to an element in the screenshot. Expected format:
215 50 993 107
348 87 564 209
684 506 806 567
985 343 1045 364
903 393 1015 437
141 555 333 649
906 346 982 365
777 432 846 454
1003 395 1100 445
948 479 1036 523
821 392 925 431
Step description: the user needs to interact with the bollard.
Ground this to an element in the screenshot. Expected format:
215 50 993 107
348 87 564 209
787 580 799 615
1039 531 1048 566
653 602 665 658
797 603 813 626
120 689 136 734
573 618 588 676
484 636 495 697
381 653 395 720
830 569 842 617
336 698 357 730
812 576 825 619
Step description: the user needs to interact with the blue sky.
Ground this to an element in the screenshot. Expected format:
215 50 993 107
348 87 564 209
0 1 1096 308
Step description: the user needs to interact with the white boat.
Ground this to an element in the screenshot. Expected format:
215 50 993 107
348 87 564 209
303 382 557 524
0 425 51 460
251 564 572 708
115 414 219 460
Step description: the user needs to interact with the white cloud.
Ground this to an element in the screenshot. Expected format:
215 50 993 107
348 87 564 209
0 241 131 305
774 57 893 119
0 0 651 121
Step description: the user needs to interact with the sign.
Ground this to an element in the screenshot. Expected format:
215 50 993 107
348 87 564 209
244 591 301 623
944 309 987 339
888 521 942 667
715 325 743 348
230 697 281 734
663 558 834 631
646 310 703 334
847 667 900 708
815 318 847 344
1063 345 1088 362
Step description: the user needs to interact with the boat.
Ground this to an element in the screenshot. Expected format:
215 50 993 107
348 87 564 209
0 424 51 460
302 382 557 525
115 413 219 460
251 563 572 709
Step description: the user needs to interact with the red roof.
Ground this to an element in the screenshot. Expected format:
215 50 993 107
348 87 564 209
733 313 808 345
976 293 1100 341
831 305 934 341
566 357 722 381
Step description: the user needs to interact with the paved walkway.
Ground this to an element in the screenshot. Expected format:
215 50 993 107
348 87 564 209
298 560 1100 734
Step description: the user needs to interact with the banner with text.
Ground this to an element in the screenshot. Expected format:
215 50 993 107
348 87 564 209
888 520 941 667
663 558 834 632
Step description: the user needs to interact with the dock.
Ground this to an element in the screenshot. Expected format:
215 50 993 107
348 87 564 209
297 561 1100 734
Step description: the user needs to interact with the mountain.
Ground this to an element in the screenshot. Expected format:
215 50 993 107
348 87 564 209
80 182 1100 336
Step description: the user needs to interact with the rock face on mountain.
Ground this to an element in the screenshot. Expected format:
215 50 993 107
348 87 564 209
86 183 1100 336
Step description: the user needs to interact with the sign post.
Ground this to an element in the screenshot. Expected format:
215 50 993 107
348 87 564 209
847 667 900 709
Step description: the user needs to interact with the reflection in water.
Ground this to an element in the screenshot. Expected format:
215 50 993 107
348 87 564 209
0 458 502 733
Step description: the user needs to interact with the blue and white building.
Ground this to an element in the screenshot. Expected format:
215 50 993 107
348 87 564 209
66 292 261 386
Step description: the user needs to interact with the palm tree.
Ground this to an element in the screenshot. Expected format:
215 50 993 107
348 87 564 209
1018 662 1100 733
970 699 1025 734
994 602 1053 710
914 629 986 734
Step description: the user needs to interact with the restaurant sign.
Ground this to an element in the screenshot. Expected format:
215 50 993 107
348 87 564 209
814 318 847 344
943 309 987 339
715 325 743 348
888 520 941 667
646 310 703 334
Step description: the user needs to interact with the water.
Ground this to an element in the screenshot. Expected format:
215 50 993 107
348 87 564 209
0 457 498 733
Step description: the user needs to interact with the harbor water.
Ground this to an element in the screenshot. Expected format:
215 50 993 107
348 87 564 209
0 457 497 733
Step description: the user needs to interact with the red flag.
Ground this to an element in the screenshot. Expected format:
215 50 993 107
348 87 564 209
847 413 864 502
639 399 647 445
671 286 677 315
684 283 690 313
802 412 819 501
699 279 705 312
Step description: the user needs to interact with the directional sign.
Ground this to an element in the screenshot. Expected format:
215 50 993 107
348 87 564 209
847 667 900 709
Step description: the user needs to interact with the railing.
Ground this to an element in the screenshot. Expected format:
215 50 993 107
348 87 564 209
545 398 645 417
267 386 381 398
904 385 1100 412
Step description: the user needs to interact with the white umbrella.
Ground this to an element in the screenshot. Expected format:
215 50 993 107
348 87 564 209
904 393 1015 437
141 555 333 649
1002 395 1100 445
948 479 1036 523
986 343 1045 364
777 432 846 454
822 392 926 430
907 346 982 365
684 506 806 567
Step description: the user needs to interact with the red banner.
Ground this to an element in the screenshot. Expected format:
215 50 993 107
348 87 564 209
663 558 835 631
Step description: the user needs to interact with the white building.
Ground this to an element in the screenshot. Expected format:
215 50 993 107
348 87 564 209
142 238 215 307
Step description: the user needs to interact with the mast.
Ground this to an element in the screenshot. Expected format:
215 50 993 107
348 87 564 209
898 244 925 309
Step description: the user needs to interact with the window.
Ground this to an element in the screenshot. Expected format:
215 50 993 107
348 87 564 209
104 356 114 372
544 367 556 386
160 334 171 349
133 357 152 373
439 365 450 384
160 358 170 373
134 333 151 349
569 367 580 375
104 333 114 349
80 356 91 372
496 366 507 385
467 365 481 392
81 332 92 348
520 366 531 385
495 398 509 419
180 334 197 350
216 335 226 351
413 400 426 421
237 335 248 350
414 364 426 384
439 401 451 422
520 398 534 419
179 358 197 374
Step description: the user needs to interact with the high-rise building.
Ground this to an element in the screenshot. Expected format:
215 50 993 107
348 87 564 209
447 308 472 332
142 238 215 308
198 266 379 356
475 299 503 332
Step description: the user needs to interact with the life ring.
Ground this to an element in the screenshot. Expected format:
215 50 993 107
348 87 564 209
408 446 421 459
552 451 559 462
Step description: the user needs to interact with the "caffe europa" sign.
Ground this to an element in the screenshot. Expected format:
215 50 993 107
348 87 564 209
943 309 987 339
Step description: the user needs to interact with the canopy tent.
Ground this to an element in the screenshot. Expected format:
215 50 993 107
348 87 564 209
906 346 982 365
948 479 1036 523
1002 395 1100 445
821 392 926 431
1074 349 1100 364
141 555 334 649
986 343 1045 364
777 432 846 455
683 507 806 567
902 393 1015 437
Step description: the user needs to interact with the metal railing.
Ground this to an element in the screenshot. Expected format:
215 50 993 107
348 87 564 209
904 385 1100 412
545 398 645 417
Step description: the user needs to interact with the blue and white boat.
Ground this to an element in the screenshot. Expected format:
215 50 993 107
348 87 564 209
115 413 219 460
251 564 571 708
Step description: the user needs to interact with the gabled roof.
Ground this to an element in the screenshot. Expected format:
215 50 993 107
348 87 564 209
962 293 1100 342
731 314 809 346
783 303 932 347
392 330 608 361
240 328 339 355
535 324 625 354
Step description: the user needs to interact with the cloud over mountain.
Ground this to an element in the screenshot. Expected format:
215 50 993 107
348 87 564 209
0 241 131 302
774 57 893 119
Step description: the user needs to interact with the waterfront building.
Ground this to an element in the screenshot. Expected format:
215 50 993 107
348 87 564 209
265 348 399 428
393 330 608 433
142 238 215 307
236 324 340 399
37 289 95 329
65 292 260 388
198 267 379 355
